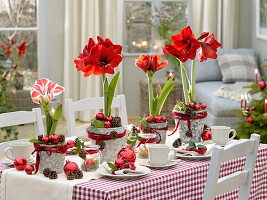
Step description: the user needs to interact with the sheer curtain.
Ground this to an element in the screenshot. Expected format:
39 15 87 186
64 0 123 121
192 0 239 49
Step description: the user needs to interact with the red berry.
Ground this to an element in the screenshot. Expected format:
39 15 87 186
67 140 75 148
189 102 195 108
42 136 49 143
95 112 105 120
195 104 201 110
246 116 254 123
201 104 207 110
162 116 167 122
250 107 256 111
25 165 35 175
258 81 266 89
104 121 111 128
155 115 163 123
146 116 154 123
51 134 60 144
105 116 113 121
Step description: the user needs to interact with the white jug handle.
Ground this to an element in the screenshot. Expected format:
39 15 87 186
229 129 237 141
168 149 176 161
4 147 14 161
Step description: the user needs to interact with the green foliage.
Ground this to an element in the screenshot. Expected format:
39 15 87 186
28 138 42 144
73 138 85 155
235 81 267 143
49 104 63 135
107 162 118 170
90 119 104 128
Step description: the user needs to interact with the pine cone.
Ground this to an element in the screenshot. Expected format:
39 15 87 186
67 172 75 180
38 134 43 142
190 111 197 119
185 107 192 115
111 117 122 127
173 138 182 148
110 131 118 139
185 130 192 137
59 134 65 143
98 140 105 150
74 169 83 179
78 149 87 159
75 137 81 145
142 126 151 133
43 168 51 177
48 171 58 179
131 126 138 133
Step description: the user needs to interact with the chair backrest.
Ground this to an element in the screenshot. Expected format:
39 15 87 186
203 134 260 200
65 94 128 137
0 108 44 156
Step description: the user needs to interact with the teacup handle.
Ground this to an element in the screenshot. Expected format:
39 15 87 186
168 149 176 161
229 129 237 141
5 147 14 161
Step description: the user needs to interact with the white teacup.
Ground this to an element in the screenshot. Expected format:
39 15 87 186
5 142 33 161
211 126 237 146
148 144 176 166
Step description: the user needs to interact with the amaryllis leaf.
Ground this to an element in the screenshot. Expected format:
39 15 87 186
28 138 42 144
106 72 120 116
53 104 63 121
45 111 53 136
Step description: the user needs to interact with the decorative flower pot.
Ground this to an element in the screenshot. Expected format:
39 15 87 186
171 110 207 143
34 144 67 174
147 122 168 144
87 126 127 162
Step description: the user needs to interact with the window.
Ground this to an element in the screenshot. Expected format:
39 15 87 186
0 0 38 87
123 0 192 54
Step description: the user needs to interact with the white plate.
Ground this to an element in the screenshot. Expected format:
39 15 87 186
139 159 179 168
97 165 151 179
177 153 212 160
2 157 35 166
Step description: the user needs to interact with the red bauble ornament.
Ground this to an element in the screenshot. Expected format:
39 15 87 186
146 116 154 123
63 161 79 175
189 102 195 108
67 140 75 148
195 104 201 110
51 134 60 144
162 116 167 122
104 121 111 128
117 146 136 163
105 116 113 121
114 158 125 167
85 158 94 166
201 104 207 110
250 107 256 111
14 157 27 170
96 112 105 120
201 130 212 141
247 116 254 123
25 165 35 175
258 81 266 89
42 136 49 143
245 107 250 111
155 115 163 123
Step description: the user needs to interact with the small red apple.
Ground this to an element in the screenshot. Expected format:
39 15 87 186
104 121 111 128
67 140 75 148
146 116 154 123
95 112 105 120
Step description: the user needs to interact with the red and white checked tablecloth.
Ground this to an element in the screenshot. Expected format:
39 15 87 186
72 144 267 200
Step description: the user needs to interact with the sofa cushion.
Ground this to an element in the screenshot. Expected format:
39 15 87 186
195 81 240 117
218 54 258 83
193 48 257 83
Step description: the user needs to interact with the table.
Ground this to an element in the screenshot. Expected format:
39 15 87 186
1 145 267 200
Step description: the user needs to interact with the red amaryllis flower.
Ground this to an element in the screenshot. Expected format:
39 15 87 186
30 78 65 105
18 42 27 56
74 36 123 77
135 54 168 75
198 33 222 62
1 42 12 55
163 26 200 63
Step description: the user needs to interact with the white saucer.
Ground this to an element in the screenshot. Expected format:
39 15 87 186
139 159 179 168
2 157 35 166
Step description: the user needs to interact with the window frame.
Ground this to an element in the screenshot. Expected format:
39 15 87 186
122 0 192 56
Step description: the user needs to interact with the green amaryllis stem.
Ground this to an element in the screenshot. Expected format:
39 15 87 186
180 61 190 104
103 75 109 117
148 75 154 116
191 59 196 101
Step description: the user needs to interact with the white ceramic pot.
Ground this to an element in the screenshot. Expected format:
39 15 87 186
148 122 168 144
172 110 207 143
88 126 127 163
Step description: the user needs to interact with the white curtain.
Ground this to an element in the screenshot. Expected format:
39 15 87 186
64 0 123 121
192 0 239 49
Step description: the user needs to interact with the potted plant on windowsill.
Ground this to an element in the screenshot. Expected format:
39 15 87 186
135 54 176 144
74 36 126 162
29 78 67 173
163 26 222 143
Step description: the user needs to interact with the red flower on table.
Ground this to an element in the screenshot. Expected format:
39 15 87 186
198 33 222 62
74 36 123 77
30 78 65 105
163 26 200 63
135 54 168 75
17 42 27 56
1 42 12 55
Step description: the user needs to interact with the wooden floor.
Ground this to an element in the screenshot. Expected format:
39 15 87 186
0 115 175 142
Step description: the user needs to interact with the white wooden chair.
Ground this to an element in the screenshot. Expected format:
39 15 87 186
0 108 44 155
65 94 128 137
203 134 260 200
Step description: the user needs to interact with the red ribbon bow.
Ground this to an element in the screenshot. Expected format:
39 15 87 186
169 110 207 136
87 130 126 145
